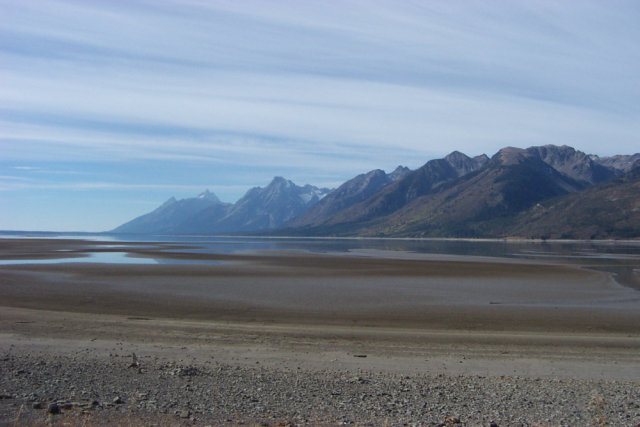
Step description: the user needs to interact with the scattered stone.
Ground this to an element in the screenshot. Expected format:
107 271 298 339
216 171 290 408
128 353 140 368
169 366 202 376
1 352 639 426
443 415 461 424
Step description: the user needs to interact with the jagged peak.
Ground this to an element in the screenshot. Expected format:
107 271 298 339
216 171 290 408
443 151 488 176
364 169 387 177
493 147 533 165
160 197 177 208
197 189 221 202
527 144 588 160
444 150 471 162
538 144 573 151
392 165 409 172
268 176 294 187
388 165 410 181
596 153 640 172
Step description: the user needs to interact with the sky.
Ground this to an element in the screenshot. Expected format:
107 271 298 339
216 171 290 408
1 1 639 231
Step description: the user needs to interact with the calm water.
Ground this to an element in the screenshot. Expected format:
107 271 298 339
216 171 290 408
1 232 640 266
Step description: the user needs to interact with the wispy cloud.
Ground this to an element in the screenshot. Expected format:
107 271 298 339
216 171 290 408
0 181 226 192
1 0 639 230
3 1 639 158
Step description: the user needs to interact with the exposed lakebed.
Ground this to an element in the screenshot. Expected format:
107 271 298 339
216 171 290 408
1 235 639 425
1 234 639 290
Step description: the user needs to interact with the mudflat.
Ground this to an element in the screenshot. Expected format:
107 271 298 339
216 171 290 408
1 238 639 425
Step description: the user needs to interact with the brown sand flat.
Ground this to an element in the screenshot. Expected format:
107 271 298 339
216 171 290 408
2 237 640 334
1 248 640 331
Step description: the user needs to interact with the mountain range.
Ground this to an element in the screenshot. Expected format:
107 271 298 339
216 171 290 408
113 177 331 235
113 145 640 239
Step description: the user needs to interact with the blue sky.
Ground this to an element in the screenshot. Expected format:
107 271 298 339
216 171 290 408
1 0 639 231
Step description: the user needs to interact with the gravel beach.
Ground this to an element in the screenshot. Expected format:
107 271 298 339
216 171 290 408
2 348 639 426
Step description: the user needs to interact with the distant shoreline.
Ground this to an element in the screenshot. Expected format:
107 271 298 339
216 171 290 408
2 230 640 244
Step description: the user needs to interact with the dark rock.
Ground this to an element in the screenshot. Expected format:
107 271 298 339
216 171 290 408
47 403 60 414
113 396 123 404
173 366 202 376
32 402 42 409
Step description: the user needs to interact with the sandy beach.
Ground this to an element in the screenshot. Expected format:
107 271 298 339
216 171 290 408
1 238 639 425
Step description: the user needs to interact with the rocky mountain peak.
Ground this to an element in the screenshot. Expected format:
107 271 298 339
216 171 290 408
388 166 410 181
197 189 221 203
268 176 292 188
527 144 616 185
493 147 533 166
444 150 469 162
113 144 638 239
596 153 640 172
160 197 177 208
444 151 478 176
473 154 490 164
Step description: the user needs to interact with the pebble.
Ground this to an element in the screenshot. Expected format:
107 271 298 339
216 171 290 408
0 353 639 426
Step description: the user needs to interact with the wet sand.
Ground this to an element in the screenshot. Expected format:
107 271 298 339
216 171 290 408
2 237 640 351
2 239 640 332
1 238 640 424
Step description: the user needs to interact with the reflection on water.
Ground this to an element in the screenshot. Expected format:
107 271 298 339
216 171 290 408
93 234 640 261
1 233 639 270
0 252 157 265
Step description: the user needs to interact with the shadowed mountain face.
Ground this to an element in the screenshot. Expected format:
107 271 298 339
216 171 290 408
300 147 584 237
305 151 490 228
114 145 639 239
286 167 408 228
526 145 616 185
507 161 640 239
372 147 585 237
